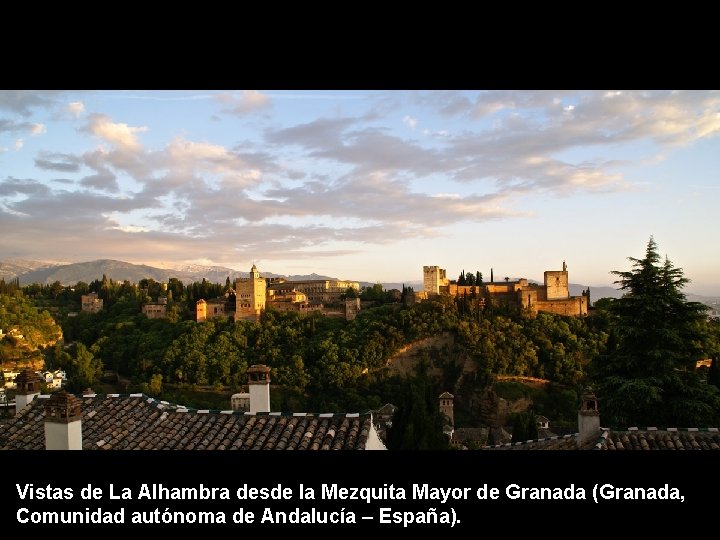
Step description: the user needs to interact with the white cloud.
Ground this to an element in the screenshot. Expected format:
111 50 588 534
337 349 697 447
31 123 46 135
402 115 417 129
217 90 271 115
67 101 85 117
14 139 23 150
82 114 147 151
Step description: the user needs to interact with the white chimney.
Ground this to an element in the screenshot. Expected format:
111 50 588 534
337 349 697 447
247 364 271 413
15 370 42 415
44 390 83 450
578 387 600 445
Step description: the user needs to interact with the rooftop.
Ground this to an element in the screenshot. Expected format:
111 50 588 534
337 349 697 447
597 428 720 451
0 394 377 450
483 427 720 450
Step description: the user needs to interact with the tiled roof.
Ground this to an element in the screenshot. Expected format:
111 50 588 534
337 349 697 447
452 427 488 442
374 403 398 416
482 427 720 450
483 433 583 450
0 394 376 450
596 428 720 450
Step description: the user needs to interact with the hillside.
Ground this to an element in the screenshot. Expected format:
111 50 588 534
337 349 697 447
0 293 63 367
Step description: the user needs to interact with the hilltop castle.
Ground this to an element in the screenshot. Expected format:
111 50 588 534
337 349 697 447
196 265 361 322
420 262 589 317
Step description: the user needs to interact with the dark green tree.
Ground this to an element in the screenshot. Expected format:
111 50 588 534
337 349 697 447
511 410 538 442
345 286 358 299
386 378 450 450
592 237 720 427
64 343 103 393
708 357 720 390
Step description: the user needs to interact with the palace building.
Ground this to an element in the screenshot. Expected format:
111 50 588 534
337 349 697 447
420 262 589 317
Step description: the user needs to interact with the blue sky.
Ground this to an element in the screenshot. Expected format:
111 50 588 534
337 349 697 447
1 90 718 294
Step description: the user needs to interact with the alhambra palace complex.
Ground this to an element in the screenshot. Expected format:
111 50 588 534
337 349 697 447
420 262 589 317
194 262 588 323
196 265 362 322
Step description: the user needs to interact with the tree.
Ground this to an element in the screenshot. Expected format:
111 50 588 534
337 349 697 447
386 378 449 450
65 343 103 393
592 237 720 427
344 286 358 299
511 410 538 442
708 357 720 390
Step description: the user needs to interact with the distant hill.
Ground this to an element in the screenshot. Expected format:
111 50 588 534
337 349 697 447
0 259 58 281
5 259 344 286
569 283 621 300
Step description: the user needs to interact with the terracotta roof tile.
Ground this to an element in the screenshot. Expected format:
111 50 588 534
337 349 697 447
0 394 377 451
600 429 720 451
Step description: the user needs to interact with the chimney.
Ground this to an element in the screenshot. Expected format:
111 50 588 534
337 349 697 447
44 390 82 450
15 369 42 415
578 387 600 444
247 364 271 413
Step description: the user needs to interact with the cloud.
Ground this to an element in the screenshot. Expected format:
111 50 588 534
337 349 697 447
415 91 473 117
0 91 65 116
80 169 118 192
34 152 82 172
268 117 355 149
14 139 23 150
217 90 271 115
0 119 41 135
67 101 85 118
31 123 46 135
261 173 521 227
402 115 417 129
0 177 52 197
82 114 148 151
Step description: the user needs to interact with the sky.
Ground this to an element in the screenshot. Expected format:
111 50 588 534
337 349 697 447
0 90 719 295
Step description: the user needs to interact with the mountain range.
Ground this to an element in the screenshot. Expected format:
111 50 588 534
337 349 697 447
1 259 717 305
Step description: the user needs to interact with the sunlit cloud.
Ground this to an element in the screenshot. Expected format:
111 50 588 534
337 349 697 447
217 90 271 115
82 114 147 151
67 101 85 117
